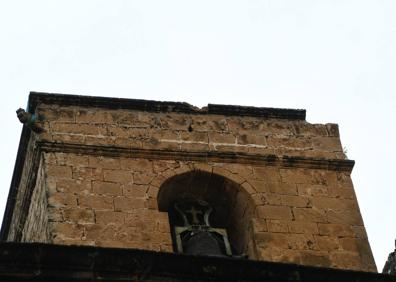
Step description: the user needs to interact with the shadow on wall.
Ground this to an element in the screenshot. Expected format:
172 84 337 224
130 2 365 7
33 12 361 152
157 170 255 257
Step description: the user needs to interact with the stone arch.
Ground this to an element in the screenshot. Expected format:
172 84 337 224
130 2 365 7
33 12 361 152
157 169 255 256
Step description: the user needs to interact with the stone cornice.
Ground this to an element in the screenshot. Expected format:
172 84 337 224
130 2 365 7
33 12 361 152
28 91 306 120
0 242 392 281
0 135 354 242
39 141 354 172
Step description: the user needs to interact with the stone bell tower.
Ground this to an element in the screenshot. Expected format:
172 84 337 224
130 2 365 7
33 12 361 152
1 92 376 273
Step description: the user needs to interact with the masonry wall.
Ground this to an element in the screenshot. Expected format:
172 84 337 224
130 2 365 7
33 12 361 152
37 104 345 159
21 158 50 243
5 100 376 273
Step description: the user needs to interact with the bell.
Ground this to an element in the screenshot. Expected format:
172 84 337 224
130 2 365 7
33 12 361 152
183 231 224 256
172 199 232 256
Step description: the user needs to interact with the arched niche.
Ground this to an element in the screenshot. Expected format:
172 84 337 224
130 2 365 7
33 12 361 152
157 169 254 256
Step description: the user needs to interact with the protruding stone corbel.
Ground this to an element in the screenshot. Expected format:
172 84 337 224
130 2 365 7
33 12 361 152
16 108 43 133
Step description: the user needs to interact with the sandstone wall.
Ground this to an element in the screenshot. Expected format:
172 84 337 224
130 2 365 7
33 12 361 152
37 105 345 159
5 100 376 272
42 149 375 271
21 158 50 243
7 133 42 242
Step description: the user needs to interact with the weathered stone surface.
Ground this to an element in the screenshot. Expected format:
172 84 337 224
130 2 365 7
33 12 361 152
256 205 293 220
92 181 122 196
3 94 376 273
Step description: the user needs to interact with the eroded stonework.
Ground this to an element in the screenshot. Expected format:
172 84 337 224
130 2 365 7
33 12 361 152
1 92 376 273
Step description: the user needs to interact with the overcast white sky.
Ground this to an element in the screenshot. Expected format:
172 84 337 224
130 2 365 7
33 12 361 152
1 0 395 270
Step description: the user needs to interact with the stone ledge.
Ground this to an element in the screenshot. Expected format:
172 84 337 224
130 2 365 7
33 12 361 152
39 141 355 172
0 242 391 281
28 91 306 120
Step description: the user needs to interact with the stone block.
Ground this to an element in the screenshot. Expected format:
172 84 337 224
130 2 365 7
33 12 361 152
312 196 354 211
266 136 312 149
293 122 328 137
300 251 331 267
281 195 311 208
251 218 268 232
253 167 281 182
76 109 115 124
329 251 362 270
149 129 179 141
339 237 360 252
267 220 289 233
180 142 210 151
160 114 191 131
192 162 213 173
191 116 228 131
312 137 342 151
237 134 267 146
52 133 85 143
252 193 282 206
44 153 57 165
84 136 115 146
263 120 296 135
208 132 236 144
51 122 107 136
78 194 114 210
56 179 91 194
297 184 328 197
46 165 72 179
74 167 103 181
114 137 142 149
241 181 256 194
123 184 148 197
280 169 312 184
48 193 77 208
326 123 340 137
256 205 293 220
247 180 267 193
288 221 318 235
114 197 146 211
88 156 120 170
146 185 160 198
287 234 317 250
315 235 340 251
267 182 297 195
107 126 135 139
328 187 355 199
311 170 335 185
113 111 148 127
326 210 364 225
133 172 156 185
317 223 354 237
254 232 288 249
92 181 122 196
180 131 208 142
41 107 75 123
293 207 326 223
50 222 84 240
65 154 89 167
47 208 64 222
63 208 95 224
272 249 302 264
95 211 125 224
158 219 171 233
103 169 133 184
147 198 158 210
351 226 368 239
120 158 153 172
